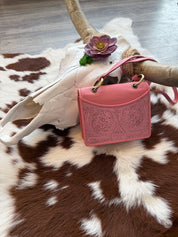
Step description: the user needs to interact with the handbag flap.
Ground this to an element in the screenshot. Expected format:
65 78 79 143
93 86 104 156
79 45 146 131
78 82 150 106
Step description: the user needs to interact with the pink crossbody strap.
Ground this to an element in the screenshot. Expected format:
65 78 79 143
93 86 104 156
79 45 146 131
97 55 178 105
152 87 178 105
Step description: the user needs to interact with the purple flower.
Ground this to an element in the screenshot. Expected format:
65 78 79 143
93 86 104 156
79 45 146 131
84 35 117 60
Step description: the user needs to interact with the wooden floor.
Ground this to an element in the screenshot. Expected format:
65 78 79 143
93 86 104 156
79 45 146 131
0 0 177 64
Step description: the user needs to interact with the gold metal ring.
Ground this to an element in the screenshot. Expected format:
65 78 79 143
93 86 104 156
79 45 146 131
132 74 145 89
91 78 104 93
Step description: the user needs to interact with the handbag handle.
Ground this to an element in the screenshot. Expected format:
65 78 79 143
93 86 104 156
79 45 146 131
97 55 156 81
94 55 178 105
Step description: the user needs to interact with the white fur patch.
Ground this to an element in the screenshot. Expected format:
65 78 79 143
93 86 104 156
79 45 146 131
151 115 161 124
46 196 57 206
0 191 16 237
143 196 172 228
88 181 122 206
116 163 172 228
17 172 38 189
81 214 102 237
109 140 173 228
41 127 94 168
95 139 173 228
22 129 55 146
60 185 69 190
0 153 20 237
146 138 177 164
44 180 59 191
162 110 178 129
150 93 159 104
41 143 93 168
88 182 105 203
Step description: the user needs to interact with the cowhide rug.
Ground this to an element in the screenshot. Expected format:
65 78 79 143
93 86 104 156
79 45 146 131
0 18 178 237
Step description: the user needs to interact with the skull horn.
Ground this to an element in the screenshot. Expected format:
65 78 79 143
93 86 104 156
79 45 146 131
64 0 102 43
122 48 178 87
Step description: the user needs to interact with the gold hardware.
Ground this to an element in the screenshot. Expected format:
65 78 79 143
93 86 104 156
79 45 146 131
132 74 145 89
91 78 104 93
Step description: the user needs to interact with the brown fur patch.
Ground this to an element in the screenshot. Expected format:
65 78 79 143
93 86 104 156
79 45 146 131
17 135 58 163
12 159 19 166
151 100 168 118
2 53 21 58
19 88 31 97
137 152 178 234
9 75 20 82
142 100 178 150
6 57 50 71
10 132 17 137
10 152 117 236
163 220 178 237
60 136 74 149
39 125 74 149
40 124 70 137
143 123 178 150
13 119 32 128
1 101 17 113
75 38 82 43
142 123 163 150
9 148 170 237
22 72 46 83
0 66 5 71
6 146 12 154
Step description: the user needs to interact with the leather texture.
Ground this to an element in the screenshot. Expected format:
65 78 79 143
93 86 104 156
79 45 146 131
78 81 151 146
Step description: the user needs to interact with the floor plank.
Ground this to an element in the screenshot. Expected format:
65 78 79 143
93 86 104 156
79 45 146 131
0 0 177 63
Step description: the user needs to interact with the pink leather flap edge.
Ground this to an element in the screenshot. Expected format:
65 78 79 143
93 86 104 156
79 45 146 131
78 82 150 106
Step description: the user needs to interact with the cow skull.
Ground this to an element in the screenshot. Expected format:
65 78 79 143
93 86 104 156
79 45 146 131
0 0 178 145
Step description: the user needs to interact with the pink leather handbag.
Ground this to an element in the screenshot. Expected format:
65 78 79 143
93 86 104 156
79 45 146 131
78 55 178 146
78 56 153 146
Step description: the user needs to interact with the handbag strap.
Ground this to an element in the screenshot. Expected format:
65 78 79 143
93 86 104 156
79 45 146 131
99 55 156 80
97 55 178 105
151 87 178 105
132 74 178 105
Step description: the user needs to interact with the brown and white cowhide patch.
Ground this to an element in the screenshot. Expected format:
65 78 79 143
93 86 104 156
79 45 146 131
0 43 178 237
